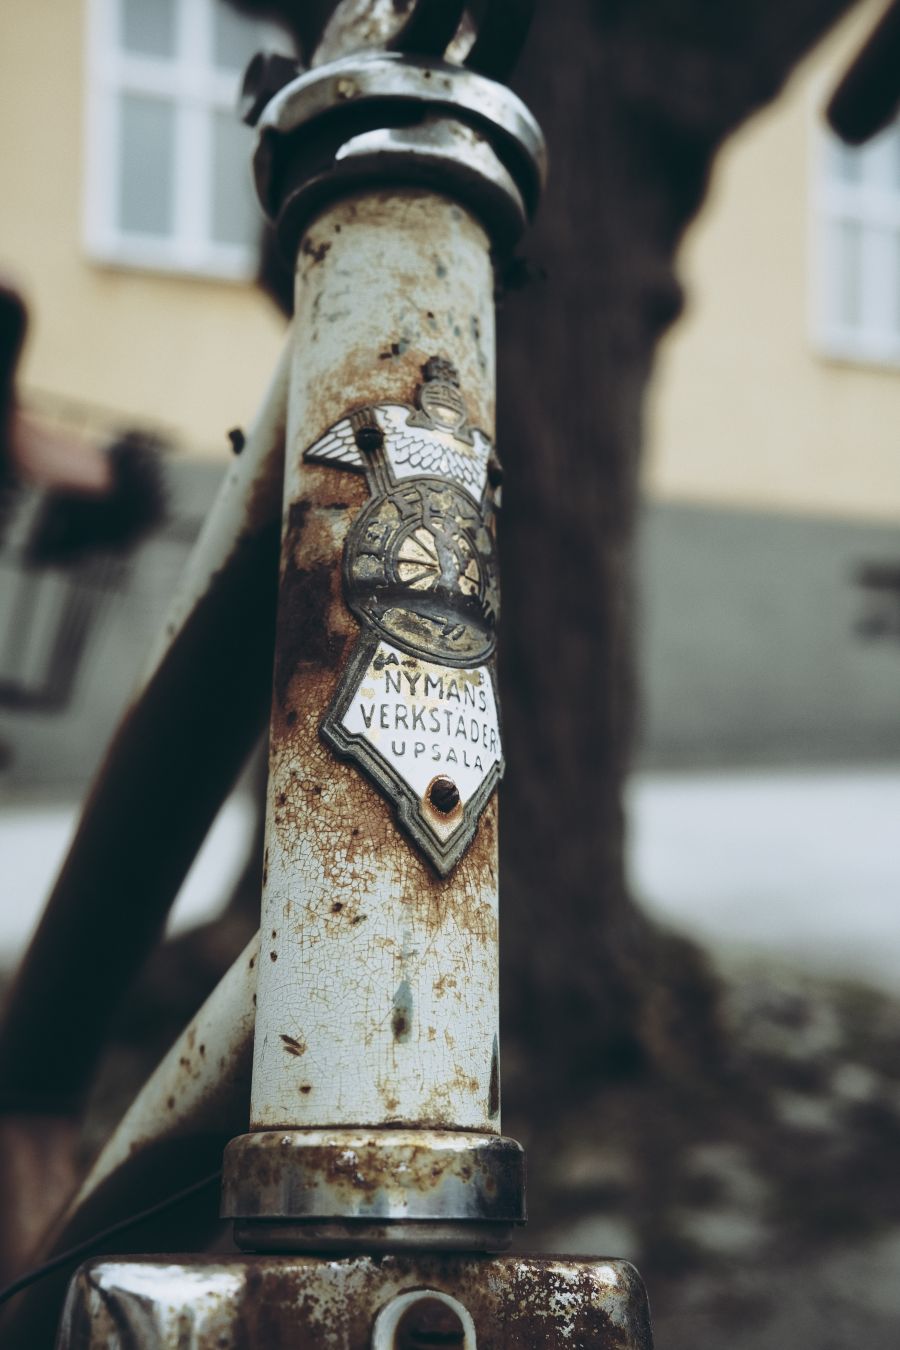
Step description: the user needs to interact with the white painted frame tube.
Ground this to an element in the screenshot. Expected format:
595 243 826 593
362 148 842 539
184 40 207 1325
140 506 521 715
250 190 501 1132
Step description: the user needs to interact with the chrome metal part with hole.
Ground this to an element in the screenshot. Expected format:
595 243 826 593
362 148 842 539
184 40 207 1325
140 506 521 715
57 1253 654 1348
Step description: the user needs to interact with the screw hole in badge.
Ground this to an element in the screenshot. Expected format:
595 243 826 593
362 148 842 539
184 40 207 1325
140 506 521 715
428 775 461 815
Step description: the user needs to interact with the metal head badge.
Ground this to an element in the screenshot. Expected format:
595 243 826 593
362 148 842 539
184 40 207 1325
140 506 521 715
304 358 503 875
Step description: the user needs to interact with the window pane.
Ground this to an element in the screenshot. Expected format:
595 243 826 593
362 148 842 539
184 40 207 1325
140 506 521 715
120 0 176 58
213 4 265 71
833 218 862 328
119 94 176 236
860 122 898 192
210 111 260 248
827 138 863 186
860 225 895 336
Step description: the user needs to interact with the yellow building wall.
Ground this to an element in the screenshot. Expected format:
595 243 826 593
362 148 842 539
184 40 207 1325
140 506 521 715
0 0 286 457
644 0 900 522
2 1 896 492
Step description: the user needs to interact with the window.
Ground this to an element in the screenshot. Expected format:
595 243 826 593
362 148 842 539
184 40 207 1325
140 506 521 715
815 119 900 366
84 0 292 279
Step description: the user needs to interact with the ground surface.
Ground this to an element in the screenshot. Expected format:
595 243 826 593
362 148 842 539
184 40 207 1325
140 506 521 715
512 955 900 1348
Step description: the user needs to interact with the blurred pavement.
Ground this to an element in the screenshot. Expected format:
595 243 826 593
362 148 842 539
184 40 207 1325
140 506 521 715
2 765 898 990
628 764 900 991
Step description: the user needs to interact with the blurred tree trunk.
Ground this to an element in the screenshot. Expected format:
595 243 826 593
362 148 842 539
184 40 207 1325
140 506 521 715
494 0 856 1096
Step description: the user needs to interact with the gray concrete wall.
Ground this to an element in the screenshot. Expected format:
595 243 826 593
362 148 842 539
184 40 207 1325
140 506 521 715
636 501 900 767
4 487 899 793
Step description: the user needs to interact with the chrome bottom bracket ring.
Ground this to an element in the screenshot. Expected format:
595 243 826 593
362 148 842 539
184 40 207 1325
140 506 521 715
221 1129 525 1252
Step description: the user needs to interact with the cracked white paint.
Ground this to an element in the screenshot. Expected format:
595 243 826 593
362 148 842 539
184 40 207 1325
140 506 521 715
250 191 500 1131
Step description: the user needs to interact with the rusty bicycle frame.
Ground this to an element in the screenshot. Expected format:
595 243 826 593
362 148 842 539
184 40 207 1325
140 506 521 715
0 2 658 1345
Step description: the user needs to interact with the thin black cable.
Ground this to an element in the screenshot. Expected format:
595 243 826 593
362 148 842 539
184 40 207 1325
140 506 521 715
0 1169 222 1307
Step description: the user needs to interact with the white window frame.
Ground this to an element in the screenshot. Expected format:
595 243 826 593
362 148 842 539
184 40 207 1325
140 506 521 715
811 115 900 369
84 0 279 281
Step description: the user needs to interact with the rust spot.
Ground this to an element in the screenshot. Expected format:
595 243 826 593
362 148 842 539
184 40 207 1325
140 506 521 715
301 236 331 263
299 1084 312 1094
270 951 278 962
271 495 356 710
331 902 344 913
273 556 344 707
391 979 413 1043
280 1034 306 1057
